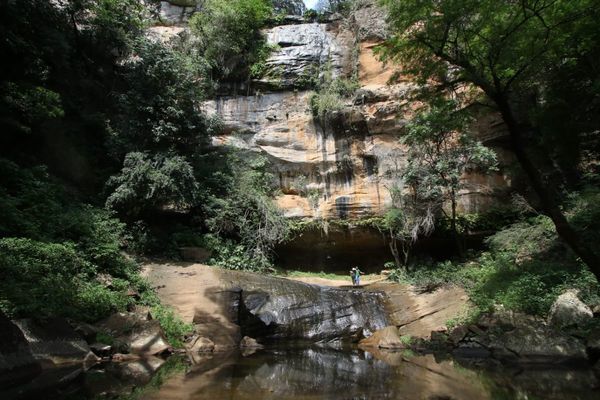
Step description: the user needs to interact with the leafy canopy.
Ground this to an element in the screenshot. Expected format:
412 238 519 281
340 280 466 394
380 0 600 97
189 0 272 80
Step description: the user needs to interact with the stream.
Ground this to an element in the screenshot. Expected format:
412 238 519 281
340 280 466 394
35 345 598 400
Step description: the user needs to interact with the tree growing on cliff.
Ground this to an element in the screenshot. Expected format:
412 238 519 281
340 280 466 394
188 0 272 82
402 99 498 256
379 0 600 276
381 182 435 271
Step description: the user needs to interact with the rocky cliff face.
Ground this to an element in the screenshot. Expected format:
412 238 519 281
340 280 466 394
203 2 512 220
153 1 514 266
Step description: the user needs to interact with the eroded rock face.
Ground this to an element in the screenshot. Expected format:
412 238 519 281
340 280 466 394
352 0 388 41
272 0 306 16
205 28 512 222
548 289 593 328
236 276 388 341
158 1 198 25
258 22 353 89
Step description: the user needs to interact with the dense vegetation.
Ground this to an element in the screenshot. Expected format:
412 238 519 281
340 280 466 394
0 0 287 326
380 0 600 316
1 0 599 331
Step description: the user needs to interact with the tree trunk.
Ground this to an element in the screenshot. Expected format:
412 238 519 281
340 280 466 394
495 96 600 279
389 235 403 271
450 191 464 258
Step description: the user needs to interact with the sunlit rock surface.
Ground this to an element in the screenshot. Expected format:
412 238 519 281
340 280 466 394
272 0 306 16
204 1 513 222
143 263 387 343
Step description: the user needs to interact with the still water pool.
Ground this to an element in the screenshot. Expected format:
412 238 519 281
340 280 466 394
31 346 600 399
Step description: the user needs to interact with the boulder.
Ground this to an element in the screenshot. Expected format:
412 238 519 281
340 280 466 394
188 336 215 353
358 326 405 349
548 290 593 328
448 326 469 346
240 336 263 349
72 322 100 343
488 319 588 363
237 280 388 341
11 318 97 367
0 312 41 389
97 312 170 356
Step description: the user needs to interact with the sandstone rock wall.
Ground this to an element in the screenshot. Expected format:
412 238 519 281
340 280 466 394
152 1 513 223
203 1 513 220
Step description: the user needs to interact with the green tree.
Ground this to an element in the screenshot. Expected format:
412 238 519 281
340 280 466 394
380 0 600 275
189 0 272 81
203 152 290 271
402 100 497 256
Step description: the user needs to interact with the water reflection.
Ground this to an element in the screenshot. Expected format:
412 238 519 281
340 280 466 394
131 347 598 400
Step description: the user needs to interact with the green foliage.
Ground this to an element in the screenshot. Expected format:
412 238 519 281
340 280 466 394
402 99 498 254
96 331 115 346
310 76 359 119
106 152 199 216
202 152 290 272
189 0 272 81
389 213 600 316
0 238 134 321
303 9 318 22
108 39 210 158
379 0 600 93
0 160 150 321
150 304 193 348
399 334 414 346
207 238 273 272
249 43 280 79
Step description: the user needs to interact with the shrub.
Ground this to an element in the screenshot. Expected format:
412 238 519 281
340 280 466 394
150 304 193 348
310 77 359 119
0 238 134 321
388 214 600 317
189 0 272 80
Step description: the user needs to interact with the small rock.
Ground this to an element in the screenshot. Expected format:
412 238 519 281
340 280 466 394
448 326 469 346
189 336 215 353
90 343 112 357
430 330 448 344
548 289 593 328
111 353 140 362
359 326 406 349
240 336 263 349
468 325 486 336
